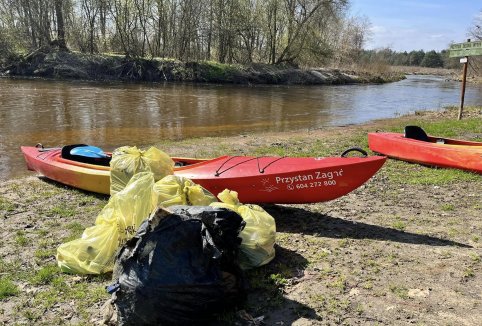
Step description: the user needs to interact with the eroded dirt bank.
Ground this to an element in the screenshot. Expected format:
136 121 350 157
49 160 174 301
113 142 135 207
1 47 402 85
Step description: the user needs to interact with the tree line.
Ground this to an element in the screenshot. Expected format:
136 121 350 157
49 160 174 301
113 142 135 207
358 48 460 69
0 0 375 66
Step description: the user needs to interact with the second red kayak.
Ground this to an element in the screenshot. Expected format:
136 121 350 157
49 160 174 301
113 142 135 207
21 146 386 204
368 126 482 174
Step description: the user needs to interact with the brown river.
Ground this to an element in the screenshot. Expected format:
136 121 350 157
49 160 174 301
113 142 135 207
1 75 481 180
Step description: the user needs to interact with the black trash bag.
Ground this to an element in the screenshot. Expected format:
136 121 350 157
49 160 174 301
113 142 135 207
110 205 246 326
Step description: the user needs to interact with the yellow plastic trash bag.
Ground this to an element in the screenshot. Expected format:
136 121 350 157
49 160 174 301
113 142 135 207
56 172 158 274
110 146 174 195
153 175 217 207
210 189 276 270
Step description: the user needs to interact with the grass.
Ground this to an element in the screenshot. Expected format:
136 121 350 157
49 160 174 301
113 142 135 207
15 231 28 246
0 196 16 212
67 222 86 234
391 219 407 231
441 204 455 211
35 249 55 260
30 265 59 285
46 204 77 217
269 273 289 287
327 276 347 292
469 253 480 263
200 61 241 81
384 161 479 185
389 284 409 299
0 277 19 299
463 268 475 278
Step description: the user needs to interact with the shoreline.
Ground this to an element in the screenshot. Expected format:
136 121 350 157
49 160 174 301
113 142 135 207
3 106 480 182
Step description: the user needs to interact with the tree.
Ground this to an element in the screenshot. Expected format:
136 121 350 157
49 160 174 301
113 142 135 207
54 0 68 50
408 50 425 66
0 0 365 66
468 11 482 40
420 50 443 68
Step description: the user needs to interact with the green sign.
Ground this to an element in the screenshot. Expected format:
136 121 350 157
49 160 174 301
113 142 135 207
449 41 482 57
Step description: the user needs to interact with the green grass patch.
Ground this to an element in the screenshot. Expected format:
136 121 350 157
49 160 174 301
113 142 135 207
327 275 347 292
46 204 76 217
22 309 41 322
391 217 407 231
421 116 482 139
363 259 381 273
243 267 286 310
0 277 19 299
31 265 59 285
33 288 60 309
269 273 289 287
338 238 350 248
61 222 86 242
441 204 455 211
0 196 16 212
67 222 85 233
463 268 475 278
361 281 373 289
384 160 479 185
35 249 55 260
326 296 350 315
389 284 409 299
0 258 20 275
36 229 49 237
200 61 240 81
385 108 481 136
37 239 53 249
310 249 330 262
469 253 480 263
15 230 28 246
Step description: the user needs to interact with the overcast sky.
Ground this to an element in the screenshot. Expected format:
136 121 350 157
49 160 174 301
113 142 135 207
350 0 482 52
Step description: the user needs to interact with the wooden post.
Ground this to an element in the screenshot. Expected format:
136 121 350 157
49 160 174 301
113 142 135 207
458 56 468 120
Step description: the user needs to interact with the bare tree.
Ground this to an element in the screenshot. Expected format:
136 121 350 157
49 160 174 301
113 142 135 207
0 0 369 67
468 11 482 40
54 0 68 49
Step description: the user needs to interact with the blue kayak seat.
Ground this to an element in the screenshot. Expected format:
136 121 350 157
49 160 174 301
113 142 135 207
404 126 429 142
61 144 111 166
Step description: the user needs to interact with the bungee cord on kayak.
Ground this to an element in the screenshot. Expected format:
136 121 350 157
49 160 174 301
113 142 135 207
214 156 287 176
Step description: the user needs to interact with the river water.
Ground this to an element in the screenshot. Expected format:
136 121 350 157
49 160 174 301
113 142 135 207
1 75 481 180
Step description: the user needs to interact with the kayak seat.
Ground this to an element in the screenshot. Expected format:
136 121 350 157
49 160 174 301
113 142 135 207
61 144 111 166
404 126 429 142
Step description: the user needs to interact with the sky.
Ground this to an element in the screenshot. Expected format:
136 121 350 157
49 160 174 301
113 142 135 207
350 0 482 52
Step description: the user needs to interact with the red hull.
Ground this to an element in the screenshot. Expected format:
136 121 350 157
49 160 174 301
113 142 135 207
368 132 482 174
21 146 386 204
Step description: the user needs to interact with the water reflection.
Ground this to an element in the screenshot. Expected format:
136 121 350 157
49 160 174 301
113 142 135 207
1 75 481 180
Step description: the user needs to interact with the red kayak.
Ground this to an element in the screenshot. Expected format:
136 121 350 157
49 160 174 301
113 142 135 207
368 126 482 174
21 145 386 204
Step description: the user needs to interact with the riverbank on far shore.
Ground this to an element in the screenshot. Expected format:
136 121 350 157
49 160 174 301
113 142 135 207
0 106 480 325
1 47 405 85
390 65 482 84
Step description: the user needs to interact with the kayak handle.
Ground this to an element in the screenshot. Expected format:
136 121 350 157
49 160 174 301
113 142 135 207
341 147 368 158
35 143 62 152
